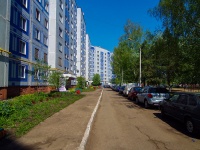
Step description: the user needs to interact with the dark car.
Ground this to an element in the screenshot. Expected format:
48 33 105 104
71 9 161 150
128 87 142 101
119 86 126 95
114 85 120 92
160 92 200 134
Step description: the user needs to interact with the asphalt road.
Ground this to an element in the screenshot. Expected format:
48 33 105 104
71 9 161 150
86 88 200 150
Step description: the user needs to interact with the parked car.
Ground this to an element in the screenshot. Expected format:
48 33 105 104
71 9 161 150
136 86 169 108
159 92 200 134
128 87 142 101
111 85 116 91
114 85 121 92
123 83 138 96
119 85 126 95
103 84 110 88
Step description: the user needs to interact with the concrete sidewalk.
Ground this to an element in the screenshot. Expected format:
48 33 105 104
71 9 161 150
1 89 102 150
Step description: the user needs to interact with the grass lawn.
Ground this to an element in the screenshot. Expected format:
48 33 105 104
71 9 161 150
0 91 85 138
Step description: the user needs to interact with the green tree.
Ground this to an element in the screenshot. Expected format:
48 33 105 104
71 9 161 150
92 74 101 86
150 0 200 84
48 71 63 91
112 20 144 84
33 60 51 92
76 76 86 89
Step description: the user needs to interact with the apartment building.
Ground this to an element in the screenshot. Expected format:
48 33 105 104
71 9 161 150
85 34 91 81
76 8 86 78
0 0 113 99
6 0 49 97
0 0 11 99
89 46 113 85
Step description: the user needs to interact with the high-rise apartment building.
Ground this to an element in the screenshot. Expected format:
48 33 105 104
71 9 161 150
76 8 86 77
85 34 91 81
89 46 113 85
8 0 49 97
0 0 113 99
68 0 77 76
0 0 11 99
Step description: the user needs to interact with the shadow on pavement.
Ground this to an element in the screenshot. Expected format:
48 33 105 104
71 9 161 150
153 112 200 139
0 133 33 150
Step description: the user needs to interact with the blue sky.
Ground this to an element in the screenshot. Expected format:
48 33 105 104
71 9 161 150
76 0 162 52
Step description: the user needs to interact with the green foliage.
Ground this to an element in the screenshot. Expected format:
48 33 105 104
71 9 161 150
92 74 101 86
0 92 85 137
112 20 144 84
149 0 200 84
0 101 15 117
33 60 51 84
76 76 86 89
48 71 63 90
81 87 95 92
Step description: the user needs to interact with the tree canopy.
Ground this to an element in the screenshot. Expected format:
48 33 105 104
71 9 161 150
112 1 200 86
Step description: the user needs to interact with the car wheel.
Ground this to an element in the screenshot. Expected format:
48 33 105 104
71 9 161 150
185 118 195 134
135 98 139 104
131 97 134 101
144 100 149 109
160 107 166 118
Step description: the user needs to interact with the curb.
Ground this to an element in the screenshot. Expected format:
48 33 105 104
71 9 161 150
78 88 103 150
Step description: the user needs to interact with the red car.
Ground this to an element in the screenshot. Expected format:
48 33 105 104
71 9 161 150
128 87 142 101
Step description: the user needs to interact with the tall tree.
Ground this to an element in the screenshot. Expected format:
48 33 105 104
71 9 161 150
92 74 101 86
76 76 86 89
150 0 200 84
112 20 144 84
48 71 63 91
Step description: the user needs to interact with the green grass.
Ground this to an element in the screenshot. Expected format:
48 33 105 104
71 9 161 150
0 91 85 138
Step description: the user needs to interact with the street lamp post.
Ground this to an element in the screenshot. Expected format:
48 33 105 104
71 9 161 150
139 47 141 87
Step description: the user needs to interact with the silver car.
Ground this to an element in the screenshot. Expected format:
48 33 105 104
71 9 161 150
136 86 169 108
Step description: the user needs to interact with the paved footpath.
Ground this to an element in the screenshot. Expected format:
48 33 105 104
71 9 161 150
1 89 103 150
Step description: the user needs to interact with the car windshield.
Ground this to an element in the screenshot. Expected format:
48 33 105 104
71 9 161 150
121 86 125 89
149 88 168 93
134 87 142 92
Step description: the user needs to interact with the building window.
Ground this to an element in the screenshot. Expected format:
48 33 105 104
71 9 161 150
35 28 40 40
70 54 73 60
19 40 26 54
36 9 40 21
58 57 62 67
59 0 63 10
43 70 48 81
20 16 27 31
71 65 73 70
18 65 25 78
59 43 62 52
44 36 48 46
44 18 48 29
44 53 47 63
59 28 63 37
12 36 17 51
45 2 49 12
34 69 39 80
11 62 16 78
13 11 18 25
22 0 28 8
35 48 39 60
59 13 63 23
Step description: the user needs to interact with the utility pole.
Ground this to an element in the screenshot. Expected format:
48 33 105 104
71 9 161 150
139 47 142 87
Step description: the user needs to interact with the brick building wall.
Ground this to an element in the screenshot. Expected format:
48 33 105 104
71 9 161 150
0 86 55 100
